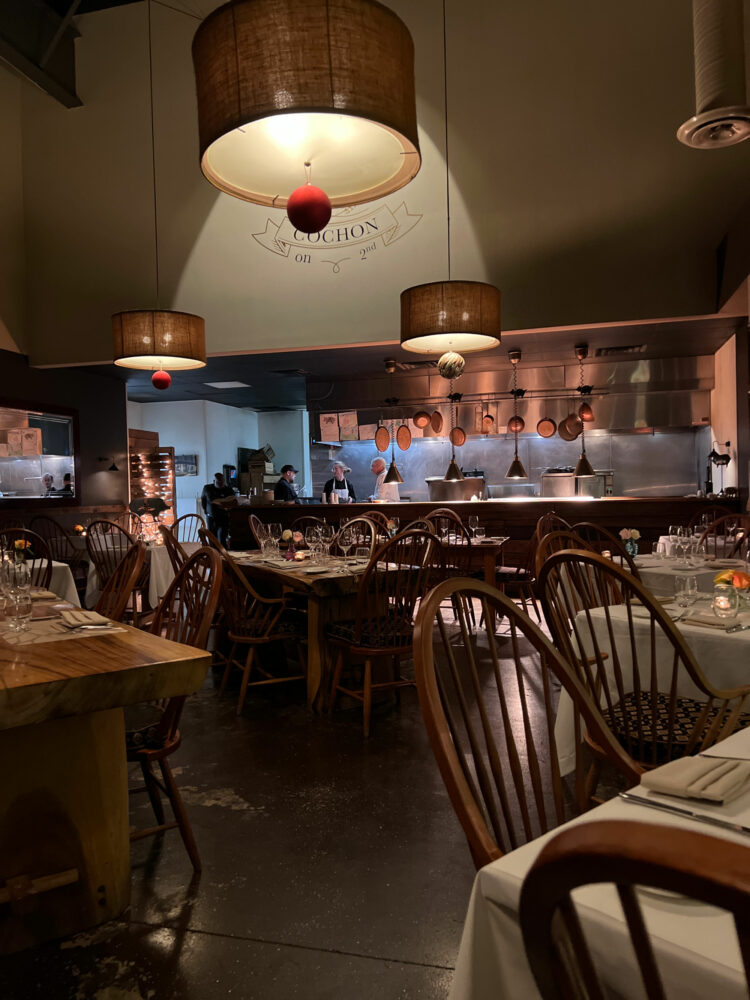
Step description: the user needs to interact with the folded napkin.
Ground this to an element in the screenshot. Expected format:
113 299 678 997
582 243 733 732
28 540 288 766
641 756 750 804
680 611 729 629
30 589 58 601
61 609 111 627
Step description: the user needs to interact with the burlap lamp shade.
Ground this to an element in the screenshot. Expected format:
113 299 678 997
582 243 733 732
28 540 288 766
400 281 501 354
112 310 206 370
192 0 421 207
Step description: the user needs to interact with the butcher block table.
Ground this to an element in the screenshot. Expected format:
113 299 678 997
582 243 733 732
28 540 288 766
0 623 210 952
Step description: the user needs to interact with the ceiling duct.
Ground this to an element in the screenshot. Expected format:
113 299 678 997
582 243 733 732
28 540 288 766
677 0 750 147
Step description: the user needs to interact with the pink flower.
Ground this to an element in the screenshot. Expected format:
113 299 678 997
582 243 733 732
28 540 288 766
619 529 631 540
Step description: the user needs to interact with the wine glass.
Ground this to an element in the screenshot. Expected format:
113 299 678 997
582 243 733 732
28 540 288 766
467 515 479 537
8 592 32 632
268 523 282 543
336 524 354 571
305 526 320 549
667 524 683 559
675 575 697 611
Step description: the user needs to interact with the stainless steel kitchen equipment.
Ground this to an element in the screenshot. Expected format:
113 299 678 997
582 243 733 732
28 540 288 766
426 476 485 501
576 469 614 498
540 468 576 497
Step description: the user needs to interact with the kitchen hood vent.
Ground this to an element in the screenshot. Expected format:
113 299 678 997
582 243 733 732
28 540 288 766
384 358 438 373
677 0 750 148
595 345 647 357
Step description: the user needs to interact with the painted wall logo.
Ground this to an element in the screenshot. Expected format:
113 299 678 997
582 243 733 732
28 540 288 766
251 202 422 272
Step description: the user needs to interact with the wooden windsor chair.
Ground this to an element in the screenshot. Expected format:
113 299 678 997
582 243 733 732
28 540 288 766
413 578 641 869
687 504 732 531
0 528 53 588
426 507 465 528
698 513 750 560
520 820 750 1000
248 513 266 548
86 520 150 624
126 548 222 871
94 542 147 621
172 512 206 544
572 521 641 576
29 514 83 571
359 509 391 537
533 511 572 546
331 515 378 557
327 529 446 737
538 549 750 783
493 537 542 621
158 524 189 575
214 553 307 715
533 529 587 578
291 514 327 533
403 518 435 533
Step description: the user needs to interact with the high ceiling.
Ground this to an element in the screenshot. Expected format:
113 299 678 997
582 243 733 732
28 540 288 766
9 0 750 369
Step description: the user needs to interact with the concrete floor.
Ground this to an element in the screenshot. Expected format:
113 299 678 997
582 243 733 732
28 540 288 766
0 667 478 1000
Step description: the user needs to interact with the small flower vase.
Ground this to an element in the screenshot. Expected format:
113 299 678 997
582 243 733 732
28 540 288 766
624 539 638 558
284 542 296 561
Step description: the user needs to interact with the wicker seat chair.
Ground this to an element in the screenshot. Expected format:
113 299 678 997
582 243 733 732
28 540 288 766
327 529 445 736
538 549 750 778
413 578 641 868
0 528 53 588
126 548 222 871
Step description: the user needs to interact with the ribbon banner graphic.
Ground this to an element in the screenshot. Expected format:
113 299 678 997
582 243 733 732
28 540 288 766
252 202 422 271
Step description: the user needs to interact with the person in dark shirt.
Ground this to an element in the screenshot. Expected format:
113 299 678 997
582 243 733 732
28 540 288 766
274 464 301 504
201 472 235 543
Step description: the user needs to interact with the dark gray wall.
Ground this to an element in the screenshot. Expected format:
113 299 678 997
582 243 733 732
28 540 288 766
0 349 128 507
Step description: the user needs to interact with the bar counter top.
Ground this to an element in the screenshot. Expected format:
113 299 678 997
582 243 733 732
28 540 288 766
227 495 740 548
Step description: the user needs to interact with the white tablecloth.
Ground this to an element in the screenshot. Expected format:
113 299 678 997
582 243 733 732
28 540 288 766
49 560 80 607
555 603 750 774
450 730 750 1000
636 554 744 596
85 540 202 609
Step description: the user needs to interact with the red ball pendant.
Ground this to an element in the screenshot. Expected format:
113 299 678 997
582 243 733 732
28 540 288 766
152 369 171 390
287 183 332 234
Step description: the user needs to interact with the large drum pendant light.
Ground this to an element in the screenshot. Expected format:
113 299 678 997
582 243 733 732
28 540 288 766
113 0 206 382
192 0 421 210
400 0 500 359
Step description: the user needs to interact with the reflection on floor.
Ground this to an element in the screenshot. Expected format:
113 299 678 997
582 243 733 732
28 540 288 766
0 609 597 1000
0 663 477 999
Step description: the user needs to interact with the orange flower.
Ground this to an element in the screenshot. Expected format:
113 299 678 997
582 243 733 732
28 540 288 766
14 539 30 550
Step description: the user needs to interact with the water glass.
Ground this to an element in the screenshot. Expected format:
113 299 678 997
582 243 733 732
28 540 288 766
474 527 486 541
354 546 371 565
649 541 663 559
8 592 32 631
712 584 739 620
675 575 698 609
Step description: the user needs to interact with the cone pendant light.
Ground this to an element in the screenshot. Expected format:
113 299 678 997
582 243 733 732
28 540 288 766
384 419 404 484
574 345 595 477
443 388 464 481
505 351 527 479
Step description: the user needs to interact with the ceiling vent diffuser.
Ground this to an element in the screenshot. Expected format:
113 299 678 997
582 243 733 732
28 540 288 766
677 0 750 148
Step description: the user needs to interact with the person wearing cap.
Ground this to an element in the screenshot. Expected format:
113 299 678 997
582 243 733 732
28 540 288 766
274 464 302 504
323 461 356 503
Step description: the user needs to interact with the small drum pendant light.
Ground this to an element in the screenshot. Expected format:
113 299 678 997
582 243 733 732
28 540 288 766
113 1 206 379
192 0 421 209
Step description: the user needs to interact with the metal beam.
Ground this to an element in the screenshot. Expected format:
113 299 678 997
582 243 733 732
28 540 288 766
0 0 81 108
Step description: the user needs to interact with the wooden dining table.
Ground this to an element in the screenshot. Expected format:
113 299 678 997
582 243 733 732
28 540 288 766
0 619 210 953
232 552 369 710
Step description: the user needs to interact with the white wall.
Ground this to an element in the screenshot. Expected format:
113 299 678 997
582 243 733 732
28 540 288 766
128 399 258 517
258 410 311 496
710 335 738 489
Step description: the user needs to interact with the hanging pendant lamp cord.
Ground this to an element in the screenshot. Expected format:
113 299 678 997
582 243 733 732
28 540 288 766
442 0 451 281
147 0 160 308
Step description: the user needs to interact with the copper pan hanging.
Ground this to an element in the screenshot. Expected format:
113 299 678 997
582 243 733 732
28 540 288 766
536 415 556 438
481 399 494 433
558 412 582 441
450 425 466 447
396 418 412 450
413 409 431 428
430 410 444 433
508 414 525 434
375 423 390 452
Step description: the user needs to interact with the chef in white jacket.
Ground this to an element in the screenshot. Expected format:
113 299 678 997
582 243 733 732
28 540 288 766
370 456 400 502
